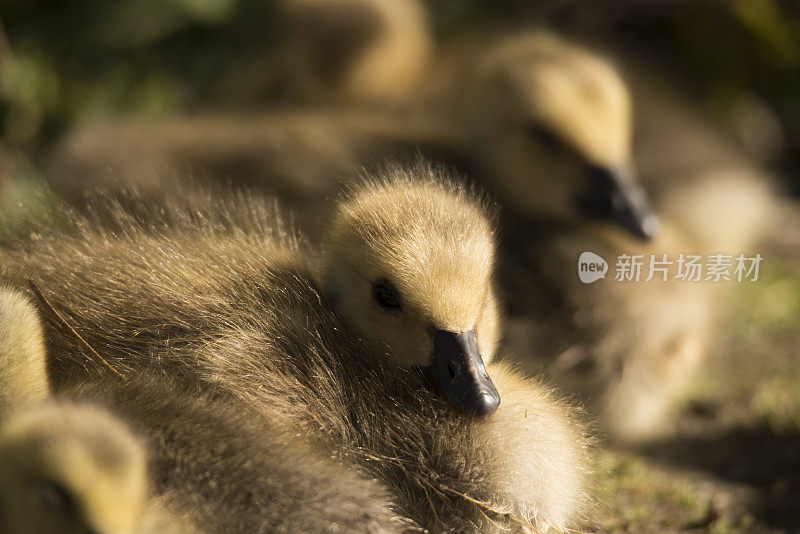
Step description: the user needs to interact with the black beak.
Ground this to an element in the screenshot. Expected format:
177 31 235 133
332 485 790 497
578 164 660 240
425 329 500 416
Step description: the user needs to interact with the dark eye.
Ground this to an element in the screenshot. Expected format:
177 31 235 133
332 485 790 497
373 280 401 311
527 124 564 152
37 481 75 515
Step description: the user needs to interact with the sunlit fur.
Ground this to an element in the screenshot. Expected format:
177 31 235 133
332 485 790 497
462 31 633 220
68 377 402 534
4 168 593 532
0 288 400 533
324 172 500 368
0 401 148 534
279 0 431 102
0 287 49 416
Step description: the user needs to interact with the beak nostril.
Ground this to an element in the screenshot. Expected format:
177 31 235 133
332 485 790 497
448 362 459 379
431 329 500 414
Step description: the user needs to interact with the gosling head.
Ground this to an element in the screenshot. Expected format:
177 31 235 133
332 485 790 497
0 402 147 534
468 32 659 240
323 166 501 415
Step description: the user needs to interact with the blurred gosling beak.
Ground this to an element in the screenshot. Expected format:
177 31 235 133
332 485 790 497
579 164 660 240
426 329 500 416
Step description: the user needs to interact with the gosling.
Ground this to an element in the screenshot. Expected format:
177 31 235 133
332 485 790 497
6 166 593 531
458 31 658 240
459 32 719 440
0 286 401 533
277 0 432 103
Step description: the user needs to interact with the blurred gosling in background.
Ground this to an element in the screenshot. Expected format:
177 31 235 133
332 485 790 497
277 0 432 103
0 402 150 534
453 31 717 441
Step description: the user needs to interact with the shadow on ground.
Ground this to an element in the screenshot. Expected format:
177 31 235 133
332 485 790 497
640 425 800 531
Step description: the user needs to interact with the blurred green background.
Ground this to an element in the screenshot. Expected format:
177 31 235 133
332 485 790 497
1 0 799 189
